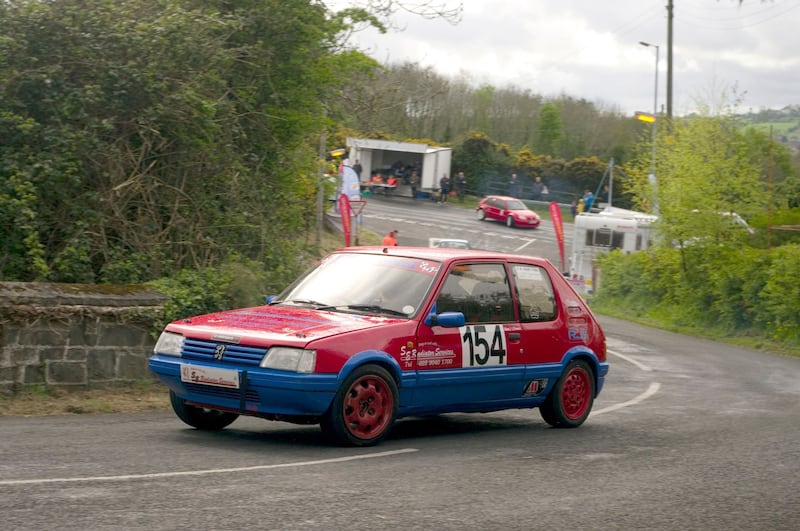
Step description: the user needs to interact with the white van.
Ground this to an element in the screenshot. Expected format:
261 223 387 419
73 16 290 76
569 207 658 294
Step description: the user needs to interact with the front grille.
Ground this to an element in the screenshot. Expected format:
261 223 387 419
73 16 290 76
181 339 267 366
184 382 260 402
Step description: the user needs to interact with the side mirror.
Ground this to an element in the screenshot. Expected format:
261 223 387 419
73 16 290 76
425 305 466 327
436 311 466 328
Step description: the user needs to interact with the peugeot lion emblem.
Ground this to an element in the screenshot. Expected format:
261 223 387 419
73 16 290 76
213 344 227 360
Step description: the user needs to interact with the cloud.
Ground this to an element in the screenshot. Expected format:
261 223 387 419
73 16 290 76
331 0 800 115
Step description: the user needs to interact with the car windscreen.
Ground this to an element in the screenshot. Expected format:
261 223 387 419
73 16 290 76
274 253 441 317
506 199 527 210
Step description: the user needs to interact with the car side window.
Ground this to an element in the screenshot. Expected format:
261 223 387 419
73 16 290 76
436 263 514 323
511 263 557 322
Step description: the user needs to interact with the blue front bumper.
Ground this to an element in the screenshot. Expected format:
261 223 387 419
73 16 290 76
149 355 340 417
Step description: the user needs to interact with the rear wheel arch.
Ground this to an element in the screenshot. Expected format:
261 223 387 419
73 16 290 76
539 357 596 428
559 352 603 393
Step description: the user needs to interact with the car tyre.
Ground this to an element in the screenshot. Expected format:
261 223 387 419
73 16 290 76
506 216 515 228
321 364 398 447
476 209 486 221
539 359 595 428
169 390 239 430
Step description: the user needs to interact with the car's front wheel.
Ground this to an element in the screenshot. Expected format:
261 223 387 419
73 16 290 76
539 359 595 428
476 209 486 221
321 364 398 446
506 216 515 227
169 390 239 430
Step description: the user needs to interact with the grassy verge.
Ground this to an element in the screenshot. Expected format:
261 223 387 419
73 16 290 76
590 301 800 358
0 380 170 417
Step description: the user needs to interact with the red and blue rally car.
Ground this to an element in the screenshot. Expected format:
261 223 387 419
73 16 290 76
149 247 608 446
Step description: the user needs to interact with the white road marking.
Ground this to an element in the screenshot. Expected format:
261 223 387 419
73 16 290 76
592 382 661 415
591 348 660 416
0 448 419 487
514 239 537 252
608 348 652 371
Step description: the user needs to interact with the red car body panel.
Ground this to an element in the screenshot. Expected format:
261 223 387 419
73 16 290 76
477 195 541 228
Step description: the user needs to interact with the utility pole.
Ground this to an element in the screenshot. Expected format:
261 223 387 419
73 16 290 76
639 41 660 215
667 0 674 120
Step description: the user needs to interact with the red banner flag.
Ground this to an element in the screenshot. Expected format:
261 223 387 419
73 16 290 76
549 201 565 272
338 194 352 246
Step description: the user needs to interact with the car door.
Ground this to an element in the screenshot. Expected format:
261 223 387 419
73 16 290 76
498 197 512 220
484 197 502 221
412 261 527 412
509 262 572 385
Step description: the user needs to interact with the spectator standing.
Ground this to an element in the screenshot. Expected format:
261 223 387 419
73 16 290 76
439 173 451 204
382 230 399 246
582 189 595 212
409 170 419 199
352 159 363 178
531 176 545 201
455 171 467 201
509 173 521 197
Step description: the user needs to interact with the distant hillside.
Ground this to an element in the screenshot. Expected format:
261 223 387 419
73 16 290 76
738 105 800 155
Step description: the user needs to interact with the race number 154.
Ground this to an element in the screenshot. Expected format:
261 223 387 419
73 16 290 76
461 324 507 367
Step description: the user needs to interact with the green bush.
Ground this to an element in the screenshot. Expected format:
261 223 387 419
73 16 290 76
757 244 800 342
593 242 799 352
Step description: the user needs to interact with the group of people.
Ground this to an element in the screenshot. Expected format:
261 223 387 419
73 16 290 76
508 174 548 200
390 169 467 203
437 171 467 203
570 189 600 218
368 172 398 195
506 173 612 219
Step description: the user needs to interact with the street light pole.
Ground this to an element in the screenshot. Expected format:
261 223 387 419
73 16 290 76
639 41 659 214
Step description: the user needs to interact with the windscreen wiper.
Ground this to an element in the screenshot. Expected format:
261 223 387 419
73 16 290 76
284 299 336 310
345 304 408 317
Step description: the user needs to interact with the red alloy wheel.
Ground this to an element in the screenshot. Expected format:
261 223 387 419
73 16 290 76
560 365 592 420
341 374 395 440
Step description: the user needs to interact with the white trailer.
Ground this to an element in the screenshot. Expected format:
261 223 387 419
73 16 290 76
345 137 452 196
568 206 658 294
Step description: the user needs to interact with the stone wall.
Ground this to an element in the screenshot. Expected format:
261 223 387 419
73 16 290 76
0 282 166 396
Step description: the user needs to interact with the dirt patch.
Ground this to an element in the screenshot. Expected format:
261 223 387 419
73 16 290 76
0 383 170 417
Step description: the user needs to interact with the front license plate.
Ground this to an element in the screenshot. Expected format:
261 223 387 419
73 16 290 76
180 365 240 389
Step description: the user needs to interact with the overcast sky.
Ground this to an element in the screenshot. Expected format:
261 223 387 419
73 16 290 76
329 0 800 116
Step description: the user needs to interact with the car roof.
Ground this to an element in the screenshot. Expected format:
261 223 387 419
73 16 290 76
336 245 553 266
483 195 518 201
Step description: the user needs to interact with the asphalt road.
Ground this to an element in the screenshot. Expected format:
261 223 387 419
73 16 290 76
1 316 798 530
351 193 570 268
2 198 799 530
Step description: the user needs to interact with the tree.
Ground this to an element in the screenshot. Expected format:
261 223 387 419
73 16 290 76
327 0 462 26
620 101 771 276
536 103 562 157
0 0 368 283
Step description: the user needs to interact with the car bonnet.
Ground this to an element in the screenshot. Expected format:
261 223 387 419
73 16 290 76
165 305 399 347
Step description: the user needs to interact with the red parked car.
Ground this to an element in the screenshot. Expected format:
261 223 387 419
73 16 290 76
476 195 541 228
149 247 607 446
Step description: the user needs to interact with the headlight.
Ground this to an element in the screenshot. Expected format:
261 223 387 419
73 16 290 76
153 331 184 357
260 347 316 373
